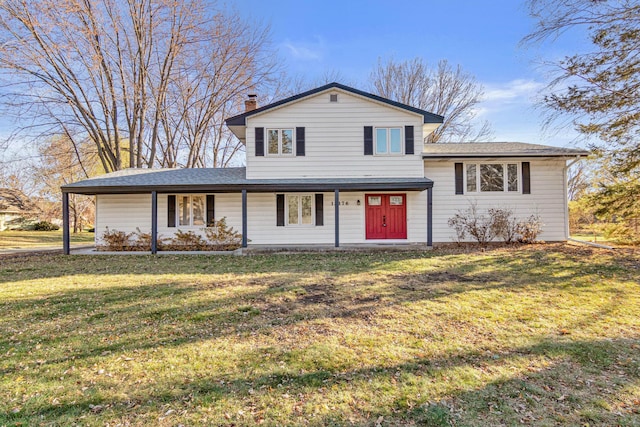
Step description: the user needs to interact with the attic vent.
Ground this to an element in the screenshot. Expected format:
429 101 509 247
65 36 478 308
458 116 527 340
330 93 338 102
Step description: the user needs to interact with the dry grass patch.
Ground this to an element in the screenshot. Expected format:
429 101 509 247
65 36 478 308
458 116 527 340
0 244 638 426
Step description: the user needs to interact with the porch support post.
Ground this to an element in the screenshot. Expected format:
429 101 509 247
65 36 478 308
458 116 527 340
62 191 70 255
334 189 340 247
151 191 158 254
242 189 248 248
427 187 433 247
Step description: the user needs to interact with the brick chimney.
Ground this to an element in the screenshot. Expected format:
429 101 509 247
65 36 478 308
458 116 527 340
244 94 257 112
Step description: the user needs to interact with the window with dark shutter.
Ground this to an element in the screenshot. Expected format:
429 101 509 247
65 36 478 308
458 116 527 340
364 126 373 155
206 195 215 226
522 162 531 194
255 127 264 156
167 195 176 227
276 194 285 226
296 127 305 156
455 163 464 195
405 125 414 155
315 193 323 226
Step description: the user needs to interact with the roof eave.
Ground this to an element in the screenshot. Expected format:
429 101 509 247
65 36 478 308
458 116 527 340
422 152 590 159
62 180 433 195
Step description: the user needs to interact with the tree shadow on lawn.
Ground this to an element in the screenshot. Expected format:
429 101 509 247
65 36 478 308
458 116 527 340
0 242 635 284
3 336 638 426
0 244 636 374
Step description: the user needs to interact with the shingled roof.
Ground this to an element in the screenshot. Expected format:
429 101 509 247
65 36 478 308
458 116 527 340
0 188 38 213
62 167 433 195
422 142 589 158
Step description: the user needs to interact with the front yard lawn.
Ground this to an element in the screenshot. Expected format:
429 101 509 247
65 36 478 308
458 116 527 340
0 244 638 426
0 230 94 249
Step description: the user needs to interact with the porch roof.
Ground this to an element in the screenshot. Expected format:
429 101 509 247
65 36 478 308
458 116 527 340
422 142 589 158
61 167 433 195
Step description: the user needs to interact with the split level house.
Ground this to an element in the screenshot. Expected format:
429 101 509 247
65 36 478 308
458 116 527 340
61 82 588 253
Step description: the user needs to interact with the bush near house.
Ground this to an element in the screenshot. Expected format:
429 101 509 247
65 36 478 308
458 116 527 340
448 204 543 246
98 217 242 251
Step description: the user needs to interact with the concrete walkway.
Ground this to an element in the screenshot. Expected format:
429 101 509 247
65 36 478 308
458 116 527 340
0 245 94 257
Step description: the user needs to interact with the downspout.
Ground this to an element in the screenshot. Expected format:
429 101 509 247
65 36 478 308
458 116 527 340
564 156 583 240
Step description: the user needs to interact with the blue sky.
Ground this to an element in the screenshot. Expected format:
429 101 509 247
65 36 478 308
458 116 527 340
233 0 588 147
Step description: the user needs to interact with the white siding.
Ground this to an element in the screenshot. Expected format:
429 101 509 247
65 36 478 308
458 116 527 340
95 194 151 244
246 90 425 179
95 191 429 246
425 158 568 242
246 191 427 245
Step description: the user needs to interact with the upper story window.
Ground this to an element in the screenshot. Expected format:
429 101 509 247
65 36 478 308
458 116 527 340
375 127 402 155
268 129 294 155
466 163 519 193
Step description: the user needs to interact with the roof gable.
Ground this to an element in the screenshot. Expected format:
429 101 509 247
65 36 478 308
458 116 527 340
225 82 444 127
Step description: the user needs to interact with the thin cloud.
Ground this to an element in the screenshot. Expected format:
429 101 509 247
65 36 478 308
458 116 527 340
280 37 326 61
483 79 545 102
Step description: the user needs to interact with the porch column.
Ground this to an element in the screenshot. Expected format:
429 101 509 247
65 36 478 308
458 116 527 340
62 192 70 255
242 189 247 248
427 187 433 247
334 189 340 247
151 191 158 254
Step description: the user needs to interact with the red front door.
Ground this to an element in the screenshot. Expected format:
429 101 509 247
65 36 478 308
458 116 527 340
365 194 407 239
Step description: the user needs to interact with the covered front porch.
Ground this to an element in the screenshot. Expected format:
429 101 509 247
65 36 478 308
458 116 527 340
61 168 434 254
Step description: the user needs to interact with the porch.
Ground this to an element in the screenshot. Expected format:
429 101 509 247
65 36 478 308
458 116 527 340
61 168 434 254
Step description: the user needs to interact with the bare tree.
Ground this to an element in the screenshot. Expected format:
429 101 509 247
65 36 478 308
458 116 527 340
35 136 98 232
0 0 279 172
370 57 492 143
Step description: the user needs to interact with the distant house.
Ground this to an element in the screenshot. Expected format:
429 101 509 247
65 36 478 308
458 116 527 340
61 82 588 253
0 188 38 231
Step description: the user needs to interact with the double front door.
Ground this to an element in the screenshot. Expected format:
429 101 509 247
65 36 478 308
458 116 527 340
365 194 407 239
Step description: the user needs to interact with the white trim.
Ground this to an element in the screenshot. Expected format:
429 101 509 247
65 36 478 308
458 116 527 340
173 194 208 227
374 127 404 156
463 161 522 194
266 128 295 156
285 194 315 227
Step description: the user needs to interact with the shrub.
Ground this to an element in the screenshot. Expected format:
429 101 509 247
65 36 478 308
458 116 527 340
167 229 209 250
447 203 497 247
516 214 543 243
489 208 519 243
96 217 243 251
32 221 59 231
448 204 544 246
100 227 134 250
203 217 243 250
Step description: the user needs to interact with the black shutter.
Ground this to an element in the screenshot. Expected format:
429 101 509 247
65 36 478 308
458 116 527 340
206 195 215 226
315 193 323 226
296 127 305 156
405 125 414 155
255 127 264 156
167 195 176 227
522 162 531 194
364 126 373 155
276 194 285 226
454 163 464 195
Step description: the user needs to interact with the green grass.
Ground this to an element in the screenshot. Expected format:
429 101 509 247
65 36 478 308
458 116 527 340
0 230 94 249
0 244 638 426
